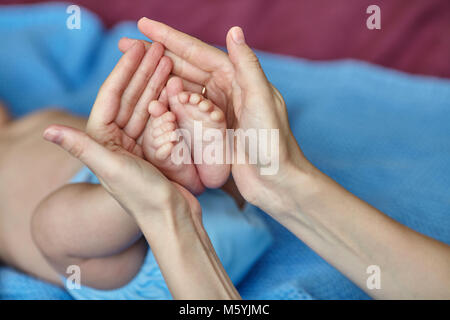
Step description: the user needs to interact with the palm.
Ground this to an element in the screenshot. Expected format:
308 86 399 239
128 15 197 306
87 41 171 160
205 70 235 124
83 126 201 220
87 119 144 158
125 151 202 219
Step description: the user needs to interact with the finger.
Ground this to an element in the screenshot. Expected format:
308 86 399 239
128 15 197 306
119 37 152 51
90 42 145 127
226 27 269 94
158 87 169 105
170 75 203 94
43 125 121 180
116 42 165 128
165 51 211 85
119 37 211 85
137 18 229 73
124 56 172 139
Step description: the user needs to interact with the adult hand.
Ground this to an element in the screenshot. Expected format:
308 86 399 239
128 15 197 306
87 41 171 159
43 124 241 299
42 37 243 299
119 19 314 217
43 124 200 226
117 20 450 300
43 40 199 223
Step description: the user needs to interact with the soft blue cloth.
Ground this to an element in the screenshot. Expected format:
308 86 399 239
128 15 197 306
65 167 272 299
1 3 449 300
0 266 72 300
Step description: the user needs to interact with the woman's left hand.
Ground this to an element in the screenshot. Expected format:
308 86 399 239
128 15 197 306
43 124 240 300
43 124 200 228
42 38 199 227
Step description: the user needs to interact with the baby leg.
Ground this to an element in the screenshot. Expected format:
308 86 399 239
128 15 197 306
32 183 147 290
167 77 231 188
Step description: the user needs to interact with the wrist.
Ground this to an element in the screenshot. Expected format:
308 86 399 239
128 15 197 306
137 204 239 299
258 157 322 221
128 182 192 228
134 201 194 239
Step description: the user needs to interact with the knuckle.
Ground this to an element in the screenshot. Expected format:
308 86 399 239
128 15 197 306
135 106 150 121
147 82 160 98
120 93 135 109
67 135 87 160
181 42 195 61
247 52 261 67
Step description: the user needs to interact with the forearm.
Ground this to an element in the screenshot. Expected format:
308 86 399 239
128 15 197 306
135 210 241 300
272 166 450 299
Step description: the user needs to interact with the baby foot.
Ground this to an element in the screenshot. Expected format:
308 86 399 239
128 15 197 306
142 99 204 195
167 77 230 188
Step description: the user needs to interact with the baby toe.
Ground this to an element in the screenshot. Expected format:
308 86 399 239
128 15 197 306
153 131 178 148
210 109 224 122
178 92 190 104
152 121 176 137
161 121 176 132
148 100 167 118
189 93 202 105
162 111 176 122
198 100 212 112
155 142 173 160
152 126 164 137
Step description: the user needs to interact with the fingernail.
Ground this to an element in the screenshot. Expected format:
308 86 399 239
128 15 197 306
138 17 150 25
231 27 245 44
121 37 134 45
43 128 63 145
130 40 138 49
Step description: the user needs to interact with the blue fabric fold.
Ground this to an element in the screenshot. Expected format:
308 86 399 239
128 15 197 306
1 3 449 300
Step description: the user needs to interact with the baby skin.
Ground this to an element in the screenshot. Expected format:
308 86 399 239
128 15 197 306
168 77 230 189
143 77 230 191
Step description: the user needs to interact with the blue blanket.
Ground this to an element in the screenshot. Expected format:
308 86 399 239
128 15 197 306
1 3 449 300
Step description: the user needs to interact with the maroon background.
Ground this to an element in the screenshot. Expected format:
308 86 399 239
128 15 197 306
3 0 450 78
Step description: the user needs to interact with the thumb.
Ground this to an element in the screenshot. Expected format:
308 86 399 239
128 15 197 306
43 125 120 179
226 26 269 92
